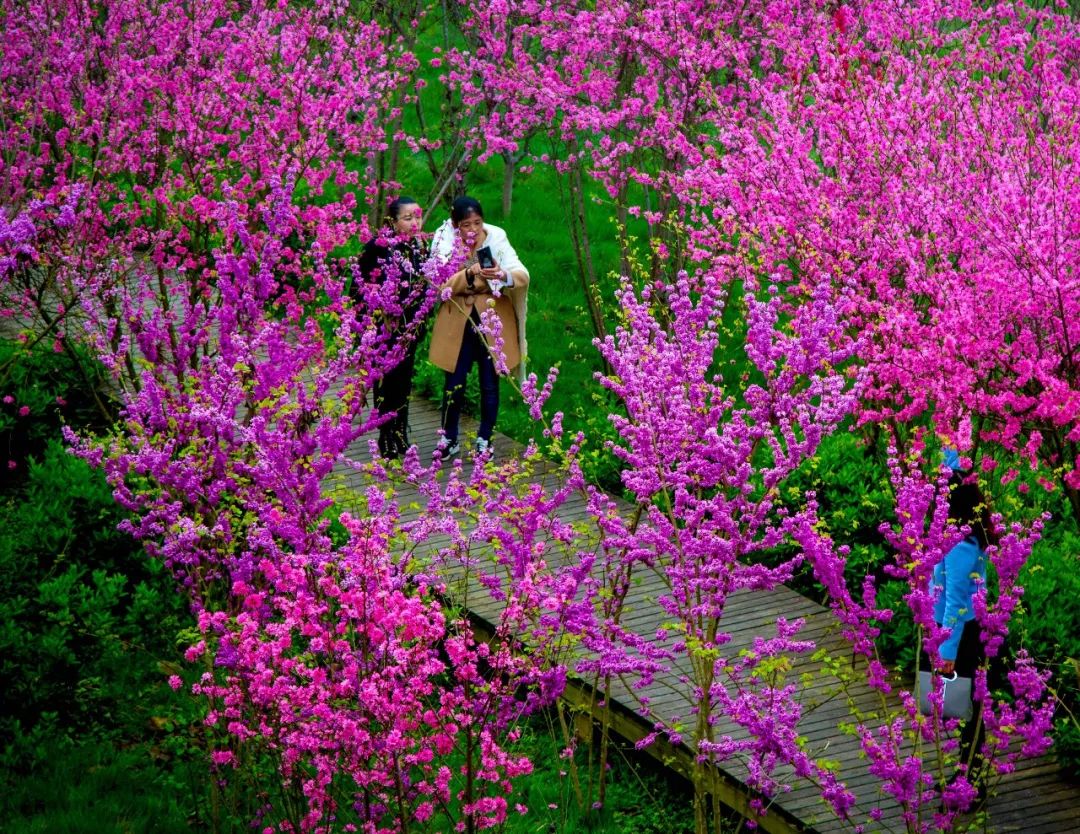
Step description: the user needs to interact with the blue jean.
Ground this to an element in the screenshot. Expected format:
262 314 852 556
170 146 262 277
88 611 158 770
441 319 498 443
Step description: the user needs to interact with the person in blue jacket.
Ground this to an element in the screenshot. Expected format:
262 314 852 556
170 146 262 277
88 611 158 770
924 448 994 801
932 469 988 676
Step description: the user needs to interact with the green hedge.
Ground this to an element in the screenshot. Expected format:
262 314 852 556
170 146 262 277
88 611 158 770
1 340 200 829
0 439 190 774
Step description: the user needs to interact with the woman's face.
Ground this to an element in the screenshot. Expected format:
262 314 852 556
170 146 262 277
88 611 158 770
453 211 484 246
392 203 423 238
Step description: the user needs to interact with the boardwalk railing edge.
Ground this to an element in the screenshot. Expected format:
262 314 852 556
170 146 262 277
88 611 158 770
461 607 818 834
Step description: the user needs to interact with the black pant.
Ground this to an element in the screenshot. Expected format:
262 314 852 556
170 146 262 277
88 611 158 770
373 345 416 457
922 619 987 778
440 320 499 444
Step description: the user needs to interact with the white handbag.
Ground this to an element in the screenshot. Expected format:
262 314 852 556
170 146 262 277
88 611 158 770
918 670 973 720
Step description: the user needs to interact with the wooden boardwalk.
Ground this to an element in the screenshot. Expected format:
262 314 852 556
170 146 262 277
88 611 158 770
333 395 1080 834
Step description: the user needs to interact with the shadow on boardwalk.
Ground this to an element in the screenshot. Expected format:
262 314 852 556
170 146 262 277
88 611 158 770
332 395 1080 834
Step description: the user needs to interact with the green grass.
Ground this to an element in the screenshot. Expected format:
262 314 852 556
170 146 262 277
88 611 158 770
426 711 698 834
3 741 199 834
1 711 698 834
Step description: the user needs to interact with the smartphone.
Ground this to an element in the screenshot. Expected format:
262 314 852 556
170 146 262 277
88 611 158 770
476 246 495 269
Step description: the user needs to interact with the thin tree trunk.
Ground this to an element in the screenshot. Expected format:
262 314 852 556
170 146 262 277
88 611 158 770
615 182 632 278
501 151 516 217
566 140 606 347
596 674 612 810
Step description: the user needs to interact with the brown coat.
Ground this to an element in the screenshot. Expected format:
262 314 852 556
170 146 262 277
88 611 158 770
427 222 530 375
428 286 522 373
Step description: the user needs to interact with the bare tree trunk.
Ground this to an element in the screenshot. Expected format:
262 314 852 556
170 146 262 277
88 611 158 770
566 139 606 347
371 112 404 230
427 146 471 212
615 182 632 279
649 157 686 284
501 151 516 217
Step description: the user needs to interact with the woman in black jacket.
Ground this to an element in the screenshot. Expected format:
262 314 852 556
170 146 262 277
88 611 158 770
357 196 428 458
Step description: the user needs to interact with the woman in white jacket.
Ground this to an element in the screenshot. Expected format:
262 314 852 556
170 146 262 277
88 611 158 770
428 196 529 457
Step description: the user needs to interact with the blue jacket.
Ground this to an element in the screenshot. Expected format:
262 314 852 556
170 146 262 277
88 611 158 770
931 536 986 661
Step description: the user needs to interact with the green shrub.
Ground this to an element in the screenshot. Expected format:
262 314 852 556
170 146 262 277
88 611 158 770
1014 527 1080 675
1010 524 1080 778
874 578 919 674
1 339 111 483
0 439 190 778
1055 714 1080 781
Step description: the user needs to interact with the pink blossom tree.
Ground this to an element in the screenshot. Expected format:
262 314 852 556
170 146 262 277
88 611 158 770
1 3 588 830
577 269 868 832
454 0 1080 520
0 0 413 395
53 182 591 832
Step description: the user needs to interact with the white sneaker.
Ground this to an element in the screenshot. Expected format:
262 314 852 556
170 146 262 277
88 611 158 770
474 437 492 456
435 437 460 458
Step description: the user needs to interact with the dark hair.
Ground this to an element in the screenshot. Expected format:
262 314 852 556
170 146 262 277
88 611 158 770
387 196 419 222
947 475 993 550
450 196 483 223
